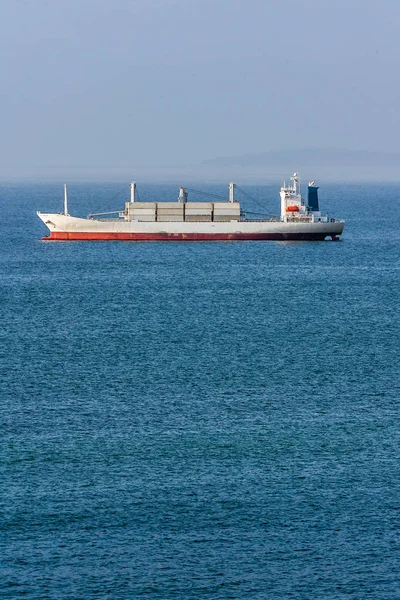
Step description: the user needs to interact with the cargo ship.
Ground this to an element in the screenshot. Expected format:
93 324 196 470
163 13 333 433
37 173 344 241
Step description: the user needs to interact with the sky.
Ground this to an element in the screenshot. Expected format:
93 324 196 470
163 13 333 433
1 0 400 180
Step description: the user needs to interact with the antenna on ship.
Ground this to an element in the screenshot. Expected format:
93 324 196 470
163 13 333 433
64 184 68 215
291 172 300 196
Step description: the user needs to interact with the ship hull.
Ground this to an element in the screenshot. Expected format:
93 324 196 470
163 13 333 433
43 231 337 241
37 213 344 242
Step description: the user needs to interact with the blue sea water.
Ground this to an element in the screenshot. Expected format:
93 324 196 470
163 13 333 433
1 181 399 599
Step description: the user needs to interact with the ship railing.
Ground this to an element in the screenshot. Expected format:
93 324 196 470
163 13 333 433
286 216 313 222
89 218 122 222
241 212 278 222
87 210 121 219
242 217 278 222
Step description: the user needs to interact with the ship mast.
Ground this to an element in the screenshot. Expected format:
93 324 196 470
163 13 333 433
229 182 235 203
64 184 68 215
178 186 188 203
291 172 300 196
130 181 136 203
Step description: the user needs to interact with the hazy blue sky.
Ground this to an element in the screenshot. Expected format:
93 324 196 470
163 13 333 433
1 0 400 179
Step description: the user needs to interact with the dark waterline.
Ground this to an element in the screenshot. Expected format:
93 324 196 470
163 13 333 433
1 182 400 599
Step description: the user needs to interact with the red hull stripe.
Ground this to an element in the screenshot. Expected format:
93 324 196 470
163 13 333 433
42 231 337 241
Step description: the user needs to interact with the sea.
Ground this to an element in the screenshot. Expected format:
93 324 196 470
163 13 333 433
1 181 399 599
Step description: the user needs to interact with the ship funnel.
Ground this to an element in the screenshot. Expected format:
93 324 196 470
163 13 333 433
307 182 319 212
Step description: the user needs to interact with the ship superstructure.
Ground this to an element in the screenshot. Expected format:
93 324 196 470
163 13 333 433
280 173 328 225
37 174 344 241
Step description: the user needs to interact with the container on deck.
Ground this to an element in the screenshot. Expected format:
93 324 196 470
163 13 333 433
185 205 213 217
130 214 156 222
213 216 240 222
185 215 212 222
127 202 156 221
157 214 184 222
157 202 184 210
185 202 213 210
213 202 240 213
128 202 157 209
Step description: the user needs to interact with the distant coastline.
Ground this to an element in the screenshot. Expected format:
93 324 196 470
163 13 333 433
2 148 400 183
203 148 400 168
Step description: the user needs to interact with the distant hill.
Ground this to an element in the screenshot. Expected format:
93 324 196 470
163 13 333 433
203 148 400 168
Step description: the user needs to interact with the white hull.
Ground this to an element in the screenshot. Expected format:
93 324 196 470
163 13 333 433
37 213 344 241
